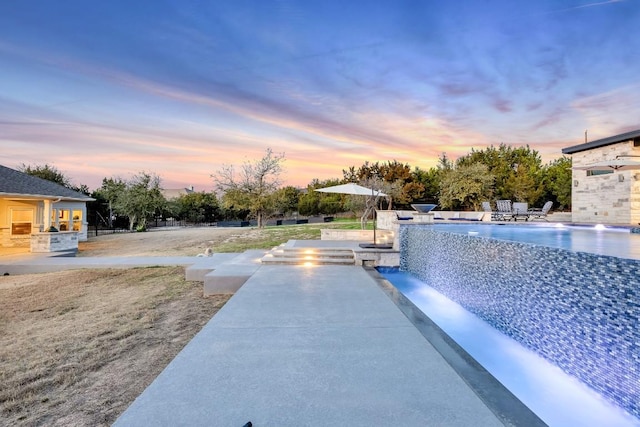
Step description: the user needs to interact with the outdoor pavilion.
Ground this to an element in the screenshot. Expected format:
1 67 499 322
563 128 640 224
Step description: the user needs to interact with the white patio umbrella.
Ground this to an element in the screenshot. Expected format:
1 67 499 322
316 183 389 248
315 182 387 197
574 159 640 171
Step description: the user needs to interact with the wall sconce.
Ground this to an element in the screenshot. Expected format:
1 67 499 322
618 174 625 182
573 180 579 187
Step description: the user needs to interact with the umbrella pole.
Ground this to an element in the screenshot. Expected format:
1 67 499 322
373 211 377 244
371 187 376 244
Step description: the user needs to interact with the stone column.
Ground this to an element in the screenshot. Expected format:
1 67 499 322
43 199 53 230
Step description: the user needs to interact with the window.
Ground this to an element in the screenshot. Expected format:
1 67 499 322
51 208 82 231
56 209 71 231
586 170 613 176
72 210 82 231
11 209 33 235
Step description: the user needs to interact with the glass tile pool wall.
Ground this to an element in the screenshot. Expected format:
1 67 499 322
399 224 640 420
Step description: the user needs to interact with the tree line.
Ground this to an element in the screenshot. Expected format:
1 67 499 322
19 144 571 230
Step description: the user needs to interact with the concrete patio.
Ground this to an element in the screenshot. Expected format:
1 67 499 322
115 264 527 426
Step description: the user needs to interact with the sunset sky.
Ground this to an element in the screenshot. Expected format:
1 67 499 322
1 0 639 191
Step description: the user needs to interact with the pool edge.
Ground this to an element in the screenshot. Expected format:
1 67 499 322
364 266 547 427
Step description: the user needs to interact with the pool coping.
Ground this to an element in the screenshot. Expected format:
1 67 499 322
366 267 547 427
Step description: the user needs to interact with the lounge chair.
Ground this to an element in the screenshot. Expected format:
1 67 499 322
528 201 553 221
494 200 514 221
483 201 499 221
512 202 529 221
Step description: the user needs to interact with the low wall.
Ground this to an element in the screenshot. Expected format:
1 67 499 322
400 224 640 419
321 229 372 241
377 210 487 227
353 249 399 267
1 227 30 248
320 229 393 242
433 211 488 221
31 231 79 253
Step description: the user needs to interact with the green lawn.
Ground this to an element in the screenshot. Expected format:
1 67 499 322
213 220 371 252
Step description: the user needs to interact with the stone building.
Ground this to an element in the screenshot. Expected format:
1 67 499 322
562 129 640 225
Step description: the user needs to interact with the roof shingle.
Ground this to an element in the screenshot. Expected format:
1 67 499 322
0 164 93 201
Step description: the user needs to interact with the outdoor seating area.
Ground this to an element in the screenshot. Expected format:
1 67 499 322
393 201 555 223
486 200 553 222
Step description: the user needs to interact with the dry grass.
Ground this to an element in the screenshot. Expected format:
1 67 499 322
76 227 245 257
0 223 360 426
76 221 360 257
0 267 229 426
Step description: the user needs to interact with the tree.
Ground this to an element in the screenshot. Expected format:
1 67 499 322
272 186 301 218
456 144 544 203
212 148 285 228
100 172 165 231
411 166 441 203
343 160 425 209
298 178 344 216
94 177 127 228
355 176 388 228
19 163 93 195
173 192 221 223
437 152 454 171
19 163 71 188
542 156 572 210
438 163 495 210
297 190 319 217
219 200 250 221
343 161 383 182
504 164 544 205
73 184 91 195
378 161 422 209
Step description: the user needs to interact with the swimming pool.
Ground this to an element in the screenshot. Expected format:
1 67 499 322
380 269 639 426
398 223 640 424
430 222 640 260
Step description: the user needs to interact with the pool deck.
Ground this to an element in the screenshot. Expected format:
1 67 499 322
1 245 542 426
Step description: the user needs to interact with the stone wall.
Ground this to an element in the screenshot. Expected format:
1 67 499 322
400 224 640 419
0 227 30 248
30 231 79 253
571 141 640 224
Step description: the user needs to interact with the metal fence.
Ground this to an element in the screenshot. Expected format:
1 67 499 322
89 215 336 236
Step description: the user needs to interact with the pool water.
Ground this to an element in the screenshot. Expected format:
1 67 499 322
381 269 640 426
431 223 640 260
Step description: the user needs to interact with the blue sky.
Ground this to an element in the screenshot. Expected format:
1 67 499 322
1 0 639 191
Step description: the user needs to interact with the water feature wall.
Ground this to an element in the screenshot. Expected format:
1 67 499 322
399 224 640 419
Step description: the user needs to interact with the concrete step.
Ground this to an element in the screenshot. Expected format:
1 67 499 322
261 246 355 266
268 249 354 259
261 256 355 265
185 253 242 281
203 249 266 295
